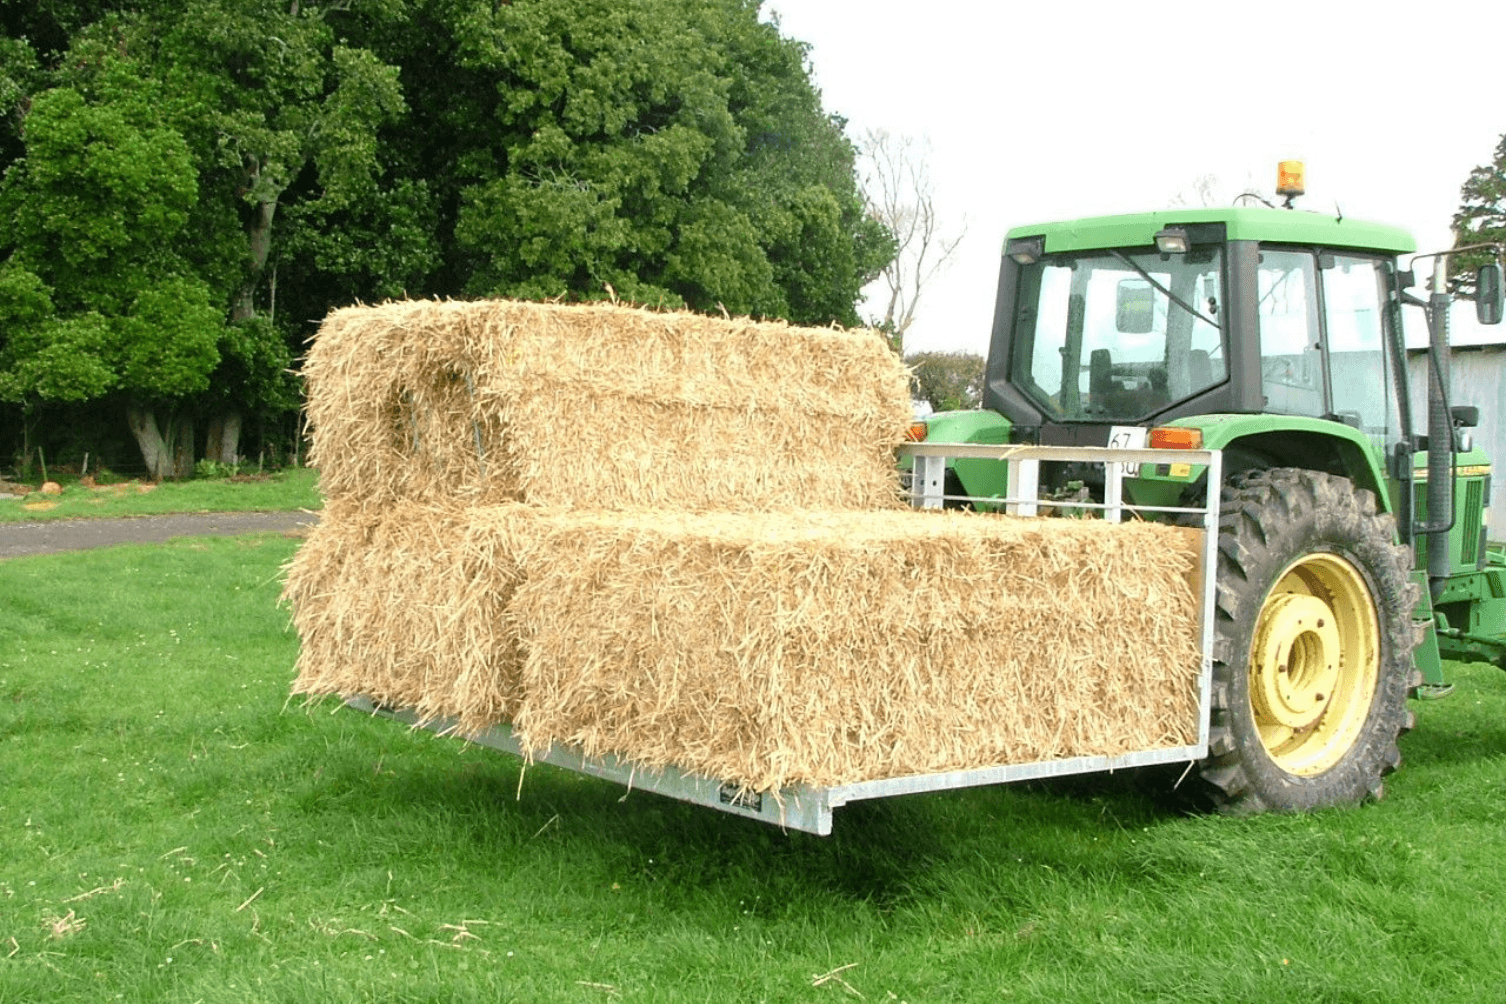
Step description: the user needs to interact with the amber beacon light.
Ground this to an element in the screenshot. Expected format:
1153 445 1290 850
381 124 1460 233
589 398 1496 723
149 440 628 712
1276 160 1305 207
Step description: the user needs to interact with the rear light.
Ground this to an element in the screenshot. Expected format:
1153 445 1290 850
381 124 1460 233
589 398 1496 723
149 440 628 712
906 422 929 442
1148 426 1202 449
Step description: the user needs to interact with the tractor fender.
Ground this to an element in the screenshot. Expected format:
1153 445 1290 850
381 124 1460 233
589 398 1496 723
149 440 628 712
906 409 1013 505
1158 414 1394 514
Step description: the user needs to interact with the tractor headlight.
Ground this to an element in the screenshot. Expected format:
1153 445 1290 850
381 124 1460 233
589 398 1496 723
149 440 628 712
1007 236 1045 265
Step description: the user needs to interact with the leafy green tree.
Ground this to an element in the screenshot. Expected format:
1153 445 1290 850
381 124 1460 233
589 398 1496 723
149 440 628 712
151 0 416 463
906 350 984 413
1453 134 1506 292
2 3 420 474
407 0 889 324
155 2 409 317
0 261 114 404
0 36 39 169
0 48 223 477
1 0 893 476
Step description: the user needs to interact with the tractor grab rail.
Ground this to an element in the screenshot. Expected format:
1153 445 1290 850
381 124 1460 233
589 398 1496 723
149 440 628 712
899 441 1218 521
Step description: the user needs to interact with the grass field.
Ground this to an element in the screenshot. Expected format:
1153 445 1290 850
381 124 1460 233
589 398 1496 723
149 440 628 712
0 468 320 523
3 536 1506 1002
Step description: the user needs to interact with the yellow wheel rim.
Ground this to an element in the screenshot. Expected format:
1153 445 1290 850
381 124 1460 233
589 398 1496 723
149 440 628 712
1248 552 1380 776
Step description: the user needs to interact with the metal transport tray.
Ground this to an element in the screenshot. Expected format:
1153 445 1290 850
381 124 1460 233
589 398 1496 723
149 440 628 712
345 443 1222 836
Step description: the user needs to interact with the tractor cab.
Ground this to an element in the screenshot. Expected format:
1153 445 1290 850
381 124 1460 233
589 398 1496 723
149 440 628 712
982 206 1419 499
912 166 1506 684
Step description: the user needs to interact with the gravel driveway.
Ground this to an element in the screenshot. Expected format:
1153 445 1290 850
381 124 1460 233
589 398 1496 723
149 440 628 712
0 511 319 560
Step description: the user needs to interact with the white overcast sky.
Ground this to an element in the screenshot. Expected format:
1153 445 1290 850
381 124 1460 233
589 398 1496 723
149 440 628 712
765 1 1506 353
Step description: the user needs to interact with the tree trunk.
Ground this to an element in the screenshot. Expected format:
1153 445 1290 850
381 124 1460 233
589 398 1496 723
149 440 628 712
205 415 223 463
234 199 278 322
204 411 243 466
127 405 172 481
127 407 198 480
171 414 195 479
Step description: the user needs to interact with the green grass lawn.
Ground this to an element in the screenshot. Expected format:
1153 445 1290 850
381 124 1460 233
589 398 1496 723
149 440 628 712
3 536 1506 1002
0 468 321 523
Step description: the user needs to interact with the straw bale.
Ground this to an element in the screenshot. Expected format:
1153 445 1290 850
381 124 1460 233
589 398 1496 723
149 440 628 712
283 501 528 728
288 296 1207 796
504 508 1203 791
301 299 911 513
286 502 1203 792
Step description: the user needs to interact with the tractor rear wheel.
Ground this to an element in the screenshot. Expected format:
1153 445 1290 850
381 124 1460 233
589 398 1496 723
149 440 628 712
1196 469 1421 812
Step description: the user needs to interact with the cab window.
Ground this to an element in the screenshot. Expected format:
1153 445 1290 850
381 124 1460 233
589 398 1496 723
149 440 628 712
1012 249 1225 422
1257 249 1324 418
1322 254 1397 449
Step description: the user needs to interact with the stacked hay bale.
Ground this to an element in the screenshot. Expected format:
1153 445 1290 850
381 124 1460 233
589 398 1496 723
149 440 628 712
504 508 1201 790
284 299 1203 792
301 299 907 513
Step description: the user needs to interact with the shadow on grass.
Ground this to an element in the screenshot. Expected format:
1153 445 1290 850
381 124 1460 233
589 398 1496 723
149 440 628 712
389 755 951 908
1401 717 1506 770
282 708 1209 916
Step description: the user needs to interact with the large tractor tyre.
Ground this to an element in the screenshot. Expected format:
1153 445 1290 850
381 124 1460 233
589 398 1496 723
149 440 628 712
1196 468 1421 813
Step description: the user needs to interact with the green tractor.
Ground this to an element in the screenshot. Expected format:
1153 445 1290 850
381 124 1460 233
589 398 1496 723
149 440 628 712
910 170 1506 813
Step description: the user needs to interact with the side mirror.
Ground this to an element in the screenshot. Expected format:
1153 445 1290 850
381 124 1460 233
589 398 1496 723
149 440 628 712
1477 262 1503 325
1115 280 1155 334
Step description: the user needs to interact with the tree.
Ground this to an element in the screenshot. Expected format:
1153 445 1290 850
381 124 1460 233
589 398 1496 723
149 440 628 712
156 2 408 318
906 350 984 413
860 128 963 351
1451 133 1506 292
1 3 417 475
1167 172 1223 208
1 0 891 475
0 48 224 478
1166 169 1280 211
417 0 888 324
152 0 414 464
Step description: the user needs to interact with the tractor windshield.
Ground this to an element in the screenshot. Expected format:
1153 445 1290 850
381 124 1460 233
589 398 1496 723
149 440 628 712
1011 248 1226 421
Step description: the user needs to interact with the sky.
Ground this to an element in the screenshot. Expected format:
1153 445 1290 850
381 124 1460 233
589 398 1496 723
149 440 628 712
765 1 1506 353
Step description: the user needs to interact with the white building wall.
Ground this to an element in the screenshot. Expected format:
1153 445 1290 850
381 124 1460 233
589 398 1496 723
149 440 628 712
1407 345 1506 527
